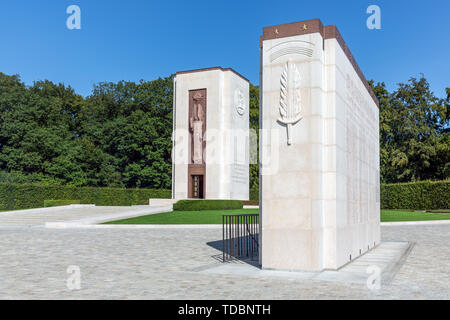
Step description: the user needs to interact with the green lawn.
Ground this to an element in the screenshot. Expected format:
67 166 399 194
105 208 450 224
380 210 450 222
104 208 259 225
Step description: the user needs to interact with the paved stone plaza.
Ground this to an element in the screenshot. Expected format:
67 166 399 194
0 214 448 299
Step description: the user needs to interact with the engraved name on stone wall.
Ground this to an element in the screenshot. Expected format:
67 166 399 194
231 164 248 184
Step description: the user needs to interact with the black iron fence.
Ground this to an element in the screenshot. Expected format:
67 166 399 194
222 214 259 262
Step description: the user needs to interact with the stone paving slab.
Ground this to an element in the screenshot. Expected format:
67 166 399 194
0 205 169 227
45 206 172 227
0 224 448 299
195 241 413 285
0 204 95 215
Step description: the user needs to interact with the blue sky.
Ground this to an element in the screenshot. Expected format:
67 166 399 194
0 0 448 98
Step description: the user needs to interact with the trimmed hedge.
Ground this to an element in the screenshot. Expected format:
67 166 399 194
173 200 243 211
250 187 258 202
381 180 449 210
44 199 81 207
4 180 446 211
0 183 171 210
249 181 448 210
243 200 259 206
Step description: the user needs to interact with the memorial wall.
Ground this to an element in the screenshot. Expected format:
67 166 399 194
260 19 380 271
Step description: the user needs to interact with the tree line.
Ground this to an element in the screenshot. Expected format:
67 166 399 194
0 73 172 188
0 72 448 189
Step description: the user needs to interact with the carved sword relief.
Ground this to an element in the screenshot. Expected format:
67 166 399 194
278 60 302 145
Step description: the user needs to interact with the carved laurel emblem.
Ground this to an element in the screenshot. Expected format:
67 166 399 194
278 60 302 145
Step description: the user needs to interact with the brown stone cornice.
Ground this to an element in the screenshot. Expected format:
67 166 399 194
262 19 325 43
261 19 379 107
175 66 249 83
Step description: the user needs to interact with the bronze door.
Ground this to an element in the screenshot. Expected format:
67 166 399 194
191 175 204 199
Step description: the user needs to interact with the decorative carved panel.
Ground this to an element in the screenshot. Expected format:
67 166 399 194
277 60 302 145
189 89 207 164
188 89 206 198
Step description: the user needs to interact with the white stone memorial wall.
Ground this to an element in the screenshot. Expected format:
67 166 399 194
260 20 380 271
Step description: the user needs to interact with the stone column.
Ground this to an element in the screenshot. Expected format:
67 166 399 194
172 67 250 200
260 21 325 271
259 19 380 271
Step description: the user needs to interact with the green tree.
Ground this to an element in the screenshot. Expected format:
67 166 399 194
80 76 173 188
249 84 259 190
371 76 449 182
0 73 86 185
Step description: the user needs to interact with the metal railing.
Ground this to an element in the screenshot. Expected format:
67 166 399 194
222 214 259 262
